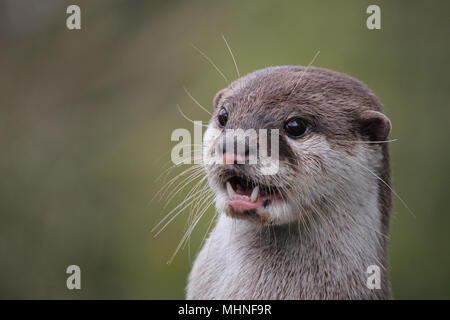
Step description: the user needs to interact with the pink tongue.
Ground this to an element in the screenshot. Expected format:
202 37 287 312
229 198 261 210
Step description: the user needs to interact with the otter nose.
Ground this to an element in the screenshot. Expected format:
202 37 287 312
223 151 250 164
221 138 251 164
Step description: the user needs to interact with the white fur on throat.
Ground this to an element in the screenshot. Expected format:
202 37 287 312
187 138 388 299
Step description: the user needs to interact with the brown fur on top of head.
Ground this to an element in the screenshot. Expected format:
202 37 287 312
212 66 391 144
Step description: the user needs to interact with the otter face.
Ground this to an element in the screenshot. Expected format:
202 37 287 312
202 66 391 226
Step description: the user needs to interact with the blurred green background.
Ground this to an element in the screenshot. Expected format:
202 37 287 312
0 0 449 299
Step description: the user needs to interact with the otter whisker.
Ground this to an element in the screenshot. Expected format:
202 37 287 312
190 43 229 84
222 35 240 78
156 162 202 194
183 86 212 116
154 189 209 239
168 193 215 264
152 152 202 189
154 164 204 202
287 50 320 100
165 170 206 205
177 104 209 127
186 179 213 227
339 139 398 144
154 155 205 196
185 198 216 263
152 182 209 236
154 147 204 182
185 193 217 251
347 157 415 218
165 174 209 217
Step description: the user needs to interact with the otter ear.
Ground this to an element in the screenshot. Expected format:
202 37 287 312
359 110 391 141
213 89 227 109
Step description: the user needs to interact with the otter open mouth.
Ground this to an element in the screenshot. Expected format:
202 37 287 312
224 175 280 213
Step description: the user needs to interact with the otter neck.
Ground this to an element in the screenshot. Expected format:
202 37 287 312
212 187 390 299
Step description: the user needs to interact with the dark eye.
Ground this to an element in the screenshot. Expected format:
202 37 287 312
284 118 309 138
217 108 228 127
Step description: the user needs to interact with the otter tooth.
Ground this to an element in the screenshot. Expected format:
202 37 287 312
250 186 259 203
226 182 235 197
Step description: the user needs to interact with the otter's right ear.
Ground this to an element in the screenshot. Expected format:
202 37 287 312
359 110 392 141
213 89 227 109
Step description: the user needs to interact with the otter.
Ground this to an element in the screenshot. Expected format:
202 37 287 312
186 66 392 299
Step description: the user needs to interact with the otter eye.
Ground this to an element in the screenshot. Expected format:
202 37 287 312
284 118 309 138
217 108 228 127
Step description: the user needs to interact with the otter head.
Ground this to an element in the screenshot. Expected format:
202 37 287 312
202 66 391 226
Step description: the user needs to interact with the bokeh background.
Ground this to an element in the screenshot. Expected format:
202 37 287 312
0 0 449 299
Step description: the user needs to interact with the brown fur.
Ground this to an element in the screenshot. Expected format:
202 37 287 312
188 66 392 299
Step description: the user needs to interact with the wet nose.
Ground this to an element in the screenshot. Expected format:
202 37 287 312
222 151 250 164
221 137 250 164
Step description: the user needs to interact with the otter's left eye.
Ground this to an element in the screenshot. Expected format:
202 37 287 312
217 108 228 127
284 118 309 138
